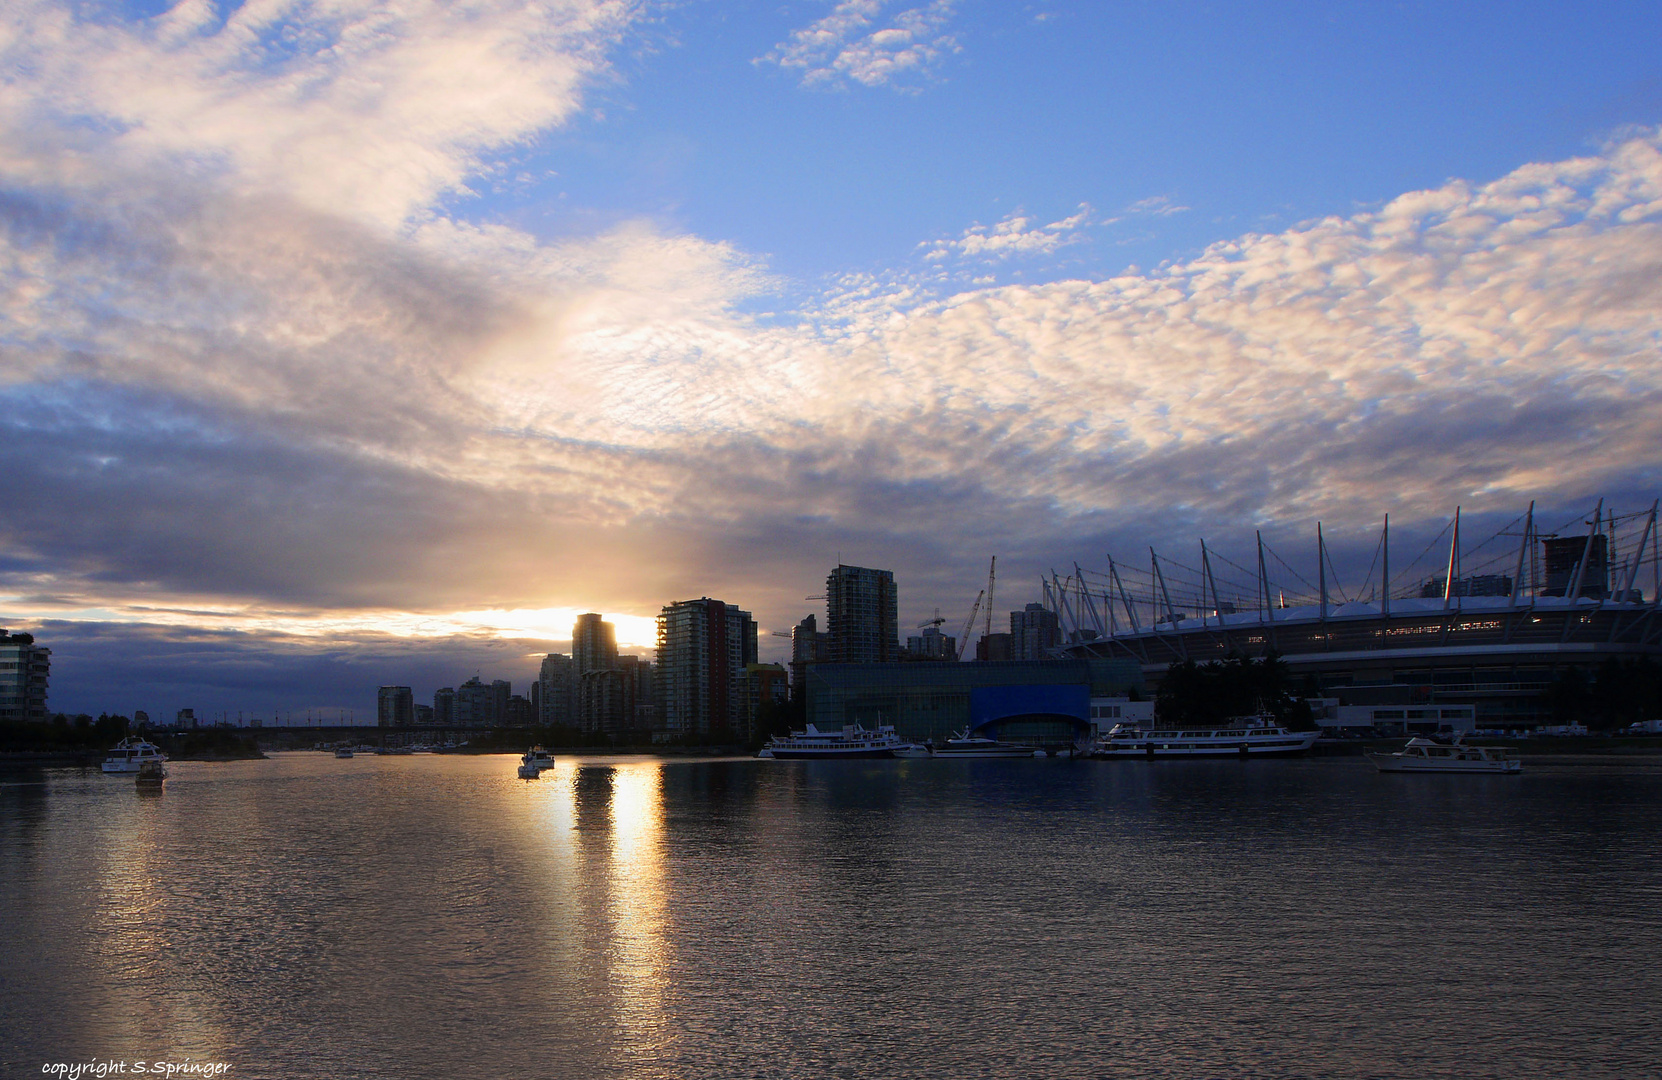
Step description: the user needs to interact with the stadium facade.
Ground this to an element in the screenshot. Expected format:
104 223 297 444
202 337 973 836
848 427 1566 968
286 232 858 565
1053 499 1662 730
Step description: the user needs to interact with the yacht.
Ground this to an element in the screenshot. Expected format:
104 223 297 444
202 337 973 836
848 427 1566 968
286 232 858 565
1093 716 1320 757
517 749 549 779
101 738 168 774
759 723 910 759
930 729 1043 758
1369 736 1521 774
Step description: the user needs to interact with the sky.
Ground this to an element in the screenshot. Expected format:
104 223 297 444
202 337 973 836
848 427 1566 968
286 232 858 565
4 0 1662 720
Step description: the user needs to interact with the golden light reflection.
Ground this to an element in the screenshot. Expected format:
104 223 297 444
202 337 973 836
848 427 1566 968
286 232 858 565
603 762 670 1049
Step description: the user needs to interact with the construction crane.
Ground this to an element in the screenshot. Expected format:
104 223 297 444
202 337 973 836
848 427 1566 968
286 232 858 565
955 590 984 661
917 608 946 630
983 556 997 642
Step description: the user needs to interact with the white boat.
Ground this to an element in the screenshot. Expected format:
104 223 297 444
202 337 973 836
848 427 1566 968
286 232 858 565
930 729 1043 758
334 747 354 759
1368 736 1521 774
760 723 910 759
526 746 555 770
517 762 542 779
1092 716 1320 758
102 738 168 774
892 743 932 758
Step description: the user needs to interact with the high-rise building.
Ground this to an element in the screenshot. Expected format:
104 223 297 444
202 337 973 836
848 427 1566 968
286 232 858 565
1010 603 1062 660
573 613 618 677
656 598 758 738
789 614 828 699
825 565 898 664
618 654 656 731
1544 535 1610 599
745 662 790 742
377 685 414 727
455 677 496 726
433 687 456 725
0 630 49 722
537 653 576 726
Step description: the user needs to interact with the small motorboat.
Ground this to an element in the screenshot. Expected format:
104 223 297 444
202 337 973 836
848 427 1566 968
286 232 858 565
334 747 354 759
1368 736 1521 774
102 738 168 774
135 760 167 787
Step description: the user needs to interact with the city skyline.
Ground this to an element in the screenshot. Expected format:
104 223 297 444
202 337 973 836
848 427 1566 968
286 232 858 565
5 3 1662 717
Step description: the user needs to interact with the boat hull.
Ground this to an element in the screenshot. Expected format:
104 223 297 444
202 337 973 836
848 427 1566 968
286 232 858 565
1368 753 1520 774
765 748 898 759
1094 733 1320 758
931 747 1042 758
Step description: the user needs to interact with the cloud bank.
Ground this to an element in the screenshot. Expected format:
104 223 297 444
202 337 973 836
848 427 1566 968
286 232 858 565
3 1 1662 714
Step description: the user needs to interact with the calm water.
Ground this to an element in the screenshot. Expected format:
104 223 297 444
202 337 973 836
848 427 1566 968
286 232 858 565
2 752 1659 1079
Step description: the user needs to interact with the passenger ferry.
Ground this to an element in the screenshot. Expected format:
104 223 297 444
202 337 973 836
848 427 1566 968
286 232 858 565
1368 736 1521 774
1093 716 1320 757
758 723 910 759
101 738 168 774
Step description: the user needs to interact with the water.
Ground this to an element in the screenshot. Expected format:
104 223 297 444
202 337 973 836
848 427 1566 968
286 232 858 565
2 753 1659 1079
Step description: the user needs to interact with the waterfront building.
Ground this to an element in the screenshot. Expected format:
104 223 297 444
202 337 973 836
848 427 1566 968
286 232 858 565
433 687 456 725
413 703 434 725
1056 499 1662 730
1010 603 1061 660
0 629 49 722
745 662 790 740
537 652 576 727
505 694 533 726
825 565 898 664
617 654 656 731
377 685 414 727
656 598 757 739
804 657 1142 745
176 708 197 728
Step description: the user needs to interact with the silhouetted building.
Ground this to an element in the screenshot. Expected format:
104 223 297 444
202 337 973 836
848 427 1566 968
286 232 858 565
537 652 575 726
505 694 533 726
0 630 49 722
433 687 456 725
905 625 957 661
976 633 1012 662
657 598 757 738
455 678 496 726
1543 535 1609 599
1011 604 1062 660
790 613 829 699
746 662 790 741
618 654 655 731
573 613 618 677
826 565 898 663
377 685 414 727
413 703 434 725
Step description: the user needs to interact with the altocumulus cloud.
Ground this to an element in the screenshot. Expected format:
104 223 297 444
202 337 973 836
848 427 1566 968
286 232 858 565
3 0 1662 714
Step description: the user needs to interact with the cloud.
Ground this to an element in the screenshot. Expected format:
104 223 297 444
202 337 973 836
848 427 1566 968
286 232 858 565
759 0 959 91
920 205 1093 262
0 0 639 228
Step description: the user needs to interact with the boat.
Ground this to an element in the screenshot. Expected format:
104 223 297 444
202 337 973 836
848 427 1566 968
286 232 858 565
892 743 932 758
135 760 167 787
760 723 911 759
930 729 1044 758
526 746 555 770
334 747 353 759
1092 716 1320 758
101 738 168 774
1368 736 1521 774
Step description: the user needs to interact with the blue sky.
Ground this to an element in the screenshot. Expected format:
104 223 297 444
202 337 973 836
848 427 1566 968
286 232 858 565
2 0 1661 718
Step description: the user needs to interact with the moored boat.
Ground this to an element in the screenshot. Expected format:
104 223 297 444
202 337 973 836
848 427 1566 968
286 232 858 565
1368 736 1521 774
930 729 1043 758
1092 716 1319 758
102 738 168 774
761 723 909 759
334 747 354 759
135 760 167 787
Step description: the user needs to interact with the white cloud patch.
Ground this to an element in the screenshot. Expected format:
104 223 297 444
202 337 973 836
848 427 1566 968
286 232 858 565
921 204 1093 261
0 0 637 228
760 0 959 90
